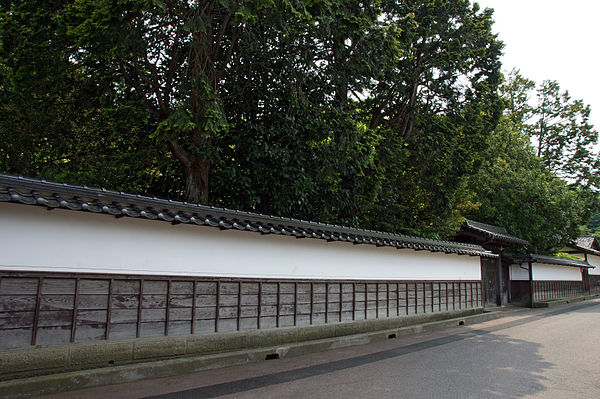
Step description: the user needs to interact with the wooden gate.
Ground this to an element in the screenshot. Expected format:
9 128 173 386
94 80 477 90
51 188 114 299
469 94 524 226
583 269 590 293
481 257 499 307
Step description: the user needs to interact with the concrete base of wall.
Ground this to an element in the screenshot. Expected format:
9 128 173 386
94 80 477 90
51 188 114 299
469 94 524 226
1 309 482 381
507 293 600 308
532 294 599 308
0 309 499 399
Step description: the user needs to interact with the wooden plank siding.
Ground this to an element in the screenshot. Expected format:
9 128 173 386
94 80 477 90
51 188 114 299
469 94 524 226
511 280 586 305
0 272 483 350
532 281 586 302
590 275 600 295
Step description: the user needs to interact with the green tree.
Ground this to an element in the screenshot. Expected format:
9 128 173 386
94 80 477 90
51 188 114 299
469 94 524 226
582 212 600 237
466 117 586 252
362 0 503 236
209 0 386 224
0 0 167 193
528 79 600 190
2 0 508 241
466 70 597 252
66 0 297 203
1 0 76 176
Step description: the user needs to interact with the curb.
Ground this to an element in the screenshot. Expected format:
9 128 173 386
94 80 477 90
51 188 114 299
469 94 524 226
533 294 599 308
0 309 507 399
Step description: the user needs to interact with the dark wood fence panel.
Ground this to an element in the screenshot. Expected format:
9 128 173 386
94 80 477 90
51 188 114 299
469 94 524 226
533 281 585 302
0 272 483 350
512 280 586 305
590 275 600 295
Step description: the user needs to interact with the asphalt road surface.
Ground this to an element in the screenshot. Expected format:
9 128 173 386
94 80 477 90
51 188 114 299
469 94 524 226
39 300 600 399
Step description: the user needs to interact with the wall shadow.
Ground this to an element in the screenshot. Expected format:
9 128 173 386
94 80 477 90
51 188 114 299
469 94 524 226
396 331 552 399
140 328 555 399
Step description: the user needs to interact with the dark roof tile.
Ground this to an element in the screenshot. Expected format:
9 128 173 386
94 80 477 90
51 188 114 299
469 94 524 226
461 219 529 247
507 253 593 269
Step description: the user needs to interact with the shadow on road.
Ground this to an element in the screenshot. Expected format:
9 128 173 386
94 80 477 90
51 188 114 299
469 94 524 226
404 332 552 399
142 328 553 399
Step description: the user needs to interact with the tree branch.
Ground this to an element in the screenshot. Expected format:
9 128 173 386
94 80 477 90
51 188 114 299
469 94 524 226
167 138 192 173
119 62 159 115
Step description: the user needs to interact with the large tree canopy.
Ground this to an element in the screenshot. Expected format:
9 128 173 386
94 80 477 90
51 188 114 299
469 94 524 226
465 115 588 253
0 0 176 194
529 80 600 190
360 0 503 236
5 0 595 251
465 70 598 253
65 0 299 203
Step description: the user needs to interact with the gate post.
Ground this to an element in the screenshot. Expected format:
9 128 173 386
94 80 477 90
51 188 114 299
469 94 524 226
528 260 534 307
496 254 502 306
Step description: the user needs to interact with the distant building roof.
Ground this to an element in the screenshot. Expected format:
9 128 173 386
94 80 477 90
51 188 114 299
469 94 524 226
0 174 496 258
562 236 600 257
576 236 600 254
506 253 593 269
577 236 597 250
455 219 529 248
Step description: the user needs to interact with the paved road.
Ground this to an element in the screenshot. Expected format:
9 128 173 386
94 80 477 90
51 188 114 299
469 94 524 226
40 301 600 399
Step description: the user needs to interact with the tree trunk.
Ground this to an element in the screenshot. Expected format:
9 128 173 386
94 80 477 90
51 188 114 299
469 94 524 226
184 157 210 204
168 138 210 204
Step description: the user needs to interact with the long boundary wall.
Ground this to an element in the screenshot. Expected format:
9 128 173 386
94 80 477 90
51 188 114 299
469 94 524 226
0 272 482 351
0 200 486 380
0 271 482 380
0 202 484 352
0 203 480 281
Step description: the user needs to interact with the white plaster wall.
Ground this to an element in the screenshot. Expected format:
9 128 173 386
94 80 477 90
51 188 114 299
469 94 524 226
533 263 582 281
587 254 600 275
0 203 481 280
510 262 583 281
510 263 530 281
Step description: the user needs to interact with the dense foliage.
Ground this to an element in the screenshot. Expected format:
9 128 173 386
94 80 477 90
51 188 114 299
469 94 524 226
582 213 600 237
464 70 598 252
1 1 597 251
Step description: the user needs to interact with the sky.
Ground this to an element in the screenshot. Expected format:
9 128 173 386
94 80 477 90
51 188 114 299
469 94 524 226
475 0 600 132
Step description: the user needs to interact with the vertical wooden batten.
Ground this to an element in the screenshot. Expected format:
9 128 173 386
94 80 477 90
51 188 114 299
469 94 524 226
293 282 297 326
191 280 197 334
31 277 44 346
257 282 263 329
165 280 171 336
105 278 113 339
276 282 281 328
309 282 313 325
405 283 409 315
215 281 221 332
237 281 242 331
136 279 144 338
352 282 356 321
